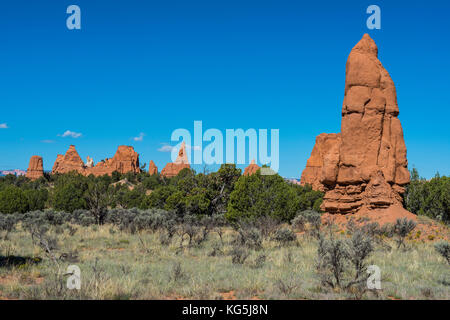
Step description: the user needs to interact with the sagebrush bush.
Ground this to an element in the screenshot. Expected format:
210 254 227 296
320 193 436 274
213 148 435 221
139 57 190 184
394 218 417 249
296 210 322 238
434 241 450 264
0 214 17 239
235 225 263 250
316 230 374 291
291 214 307 232
272 227 297 246
230 245 250 264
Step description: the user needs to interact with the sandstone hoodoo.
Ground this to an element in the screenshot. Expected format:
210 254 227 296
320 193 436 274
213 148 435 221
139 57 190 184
52 145 140 176
52 145 85 174
243 160 260 176
300 34 411 217
148 160 158 175
26 156 44 180
161 142 190 178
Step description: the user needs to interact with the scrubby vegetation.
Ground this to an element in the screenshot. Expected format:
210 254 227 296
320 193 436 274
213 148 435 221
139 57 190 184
0 166 448 300
404 168 450 223
0 209 448 300
0 164 322 223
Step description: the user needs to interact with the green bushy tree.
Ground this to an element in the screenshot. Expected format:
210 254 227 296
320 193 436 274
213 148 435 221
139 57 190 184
51 173 88 212
404 168 449 223
226 171 322 222
0 185 29 214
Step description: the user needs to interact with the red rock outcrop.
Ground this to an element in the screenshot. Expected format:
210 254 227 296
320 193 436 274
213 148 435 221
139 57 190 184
52 145 84 174
52 145 140 176
148 160 158 175
161 142 190 177
300 34 410 215
300 133 341 191
26 156 44 180
243 160 260 176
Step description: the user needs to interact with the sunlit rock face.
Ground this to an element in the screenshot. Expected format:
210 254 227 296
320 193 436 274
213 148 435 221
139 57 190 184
161 142 190 178
52 145 140 176
301 34 410 215
26 156 44 180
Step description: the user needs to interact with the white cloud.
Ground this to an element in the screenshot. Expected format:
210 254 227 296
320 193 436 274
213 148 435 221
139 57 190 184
158 143 201 152
59 130 82 138
158 144 175 152
0 123 8 129
133 132 145 142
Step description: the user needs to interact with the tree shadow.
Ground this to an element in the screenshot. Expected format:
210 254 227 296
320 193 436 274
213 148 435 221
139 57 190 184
0 255 42 268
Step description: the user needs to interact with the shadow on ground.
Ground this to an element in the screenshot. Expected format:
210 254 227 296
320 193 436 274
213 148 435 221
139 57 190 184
0 256 42 268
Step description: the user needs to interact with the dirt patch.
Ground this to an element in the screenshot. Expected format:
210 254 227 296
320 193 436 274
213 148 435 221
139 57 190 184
220 290 237 300
165 294 188 300
321 207 449 242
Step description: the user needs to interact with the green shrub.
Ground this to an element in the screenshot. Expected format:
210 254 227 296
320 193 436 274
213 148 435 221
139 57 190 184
226 172 323 222
0 185 29 214
404 169 449 222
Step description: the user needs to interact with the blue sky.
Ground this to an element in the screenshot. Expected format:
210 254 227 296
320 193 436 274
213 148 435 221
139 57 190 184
1 0 449 178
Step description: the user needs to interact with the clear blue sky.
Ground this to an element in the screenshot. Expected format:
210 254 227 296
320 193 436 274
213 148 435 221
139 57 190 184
1 0 449 178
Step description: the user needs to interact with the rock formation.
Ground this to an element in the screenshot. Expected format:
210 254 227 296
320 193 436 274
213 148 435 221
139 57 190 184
243 160 260 176
52 145 140 176
52 145 85 174
300 34 410 215
301 133 341 191
161 142 190 177
26 156 44 180
148 160 158 175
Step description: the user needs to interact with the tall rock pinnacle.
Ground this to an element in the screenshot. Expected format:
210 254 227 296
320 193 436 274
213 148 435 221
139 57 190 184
301 34 410 215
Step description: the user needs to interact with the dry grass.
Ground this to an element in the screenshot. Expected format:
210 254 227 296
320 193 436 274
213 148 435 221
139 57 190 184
0 223 449 300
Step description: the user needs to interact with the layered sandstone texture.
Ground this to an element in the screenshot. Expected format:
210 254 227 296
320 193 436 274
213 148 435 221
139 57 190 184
160 142 190 177
26 156 44 180
300 34 410 215
243 160 261 176
52 145 140 176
